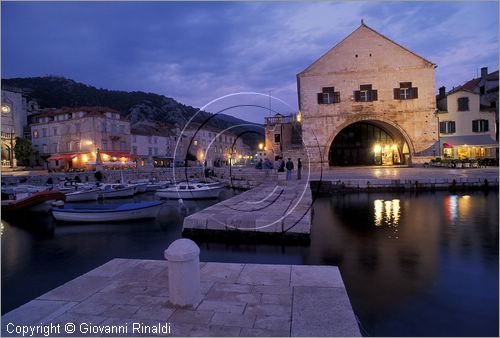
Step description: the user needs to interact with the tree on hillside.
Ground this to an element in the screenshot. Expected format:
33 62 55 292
13 137 35 166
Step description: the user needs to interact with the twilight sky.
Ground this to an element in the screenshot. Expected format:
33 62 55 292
2 1 498 124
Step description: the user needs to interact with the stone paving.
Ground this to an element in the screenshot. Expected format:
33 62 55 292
2 259 361 337
183 179 312 235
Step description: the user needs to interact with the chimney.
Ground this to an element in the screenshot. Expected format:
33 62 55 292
439 86 446 99
481 67 488 79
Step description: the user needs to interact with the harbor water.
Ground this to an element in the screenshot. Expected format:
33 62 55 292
1 189 498 336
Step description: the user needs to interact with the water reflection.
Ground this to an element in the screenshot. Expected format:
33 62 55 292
1 191 498 337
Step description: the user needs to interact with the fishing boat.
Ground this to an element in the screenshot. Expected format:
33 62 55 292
99 184 135 198
65 188 101 202
155 182 223 199
2 190 66 214
51 201 165 222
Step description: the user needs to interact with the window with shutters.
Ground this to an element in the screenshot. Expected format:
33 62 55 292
472 119 489 132
354 84 377 102
457 97 469 111
440 121 456 134
317 87 340 104
393 82 418 100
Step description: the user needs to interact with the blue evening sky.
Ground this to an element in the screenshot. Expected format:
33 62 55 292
2 1 498 124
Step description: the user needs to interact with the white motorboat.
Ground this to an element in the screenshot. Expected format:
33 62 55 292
99 184 136 198
52 201 165 222
65 188 101 202
155 183 223 199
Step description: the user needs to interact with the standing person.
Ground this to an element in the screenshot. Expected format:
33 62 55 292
285 158 294 180
297 158 302 180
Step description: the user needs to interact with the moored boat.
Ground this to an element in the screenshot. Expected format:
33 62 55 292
2 190 66 214
51 201 165 222
65 188 101 202
99 184 135 198
155 183 223 199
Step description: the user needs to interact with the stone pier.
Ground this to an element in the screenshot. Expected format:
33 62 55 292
1 259 361 337
182 179 312 241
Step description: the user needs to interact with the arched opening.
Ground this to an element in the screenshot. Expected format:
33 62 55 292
329 121 410 166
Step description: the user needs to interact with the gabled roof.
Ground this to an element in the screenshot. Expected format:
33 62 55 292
299 21 435 75
447 70 499 96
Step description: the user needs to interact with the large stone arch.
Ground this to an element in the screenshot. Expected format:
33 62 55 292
325 115 416 166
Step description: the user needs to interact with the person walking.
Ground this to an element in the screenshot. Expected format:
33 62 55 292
297 158 302 180
285 158 294 180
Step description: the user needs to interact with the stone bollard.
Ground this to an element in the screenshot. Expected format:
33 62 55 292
164 239 201 307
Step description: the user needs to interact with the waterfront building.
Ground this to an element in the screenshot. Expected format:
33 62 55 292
182 125 252 166
1 87 38 167
436 68 498 161
131 121 179 168
264 112 305 162
29 106 133 170
297 21 439 168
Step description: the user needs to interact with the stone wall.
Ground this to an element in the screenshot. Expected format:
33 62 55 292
298 24 439 168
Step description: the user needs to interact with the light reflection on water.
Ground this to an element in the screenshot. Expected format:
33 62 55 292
1 190 498 337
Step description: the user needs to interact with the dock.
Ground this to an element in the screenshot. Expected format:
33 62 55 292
2 258 361 337
182 179 312 241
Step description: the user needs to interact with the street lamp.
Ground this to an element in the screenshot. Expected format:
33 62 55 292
258 143 264 150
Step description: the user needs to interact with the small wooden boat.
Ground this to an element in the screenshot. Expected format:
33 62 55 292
2 190 66 214
65 188 101 202
99 184 135 198
156 183 223 199
52 201 165 222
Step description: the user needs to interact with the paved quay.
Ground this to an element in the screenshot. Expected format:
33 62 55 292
183 179 312 237
2 258 361 337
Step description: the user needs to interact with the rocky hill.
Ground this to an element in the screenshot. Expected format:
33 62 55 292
1 76 263 147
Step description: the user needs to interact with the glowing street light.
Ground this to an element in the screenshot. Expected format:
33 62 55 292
296 111 302 123
258 143 264 150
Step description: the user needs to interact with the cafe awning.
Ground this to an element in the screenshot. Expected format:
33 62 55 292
440 135 498 147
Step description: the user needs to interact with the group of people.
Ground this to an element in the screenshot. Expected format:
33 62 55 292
255 157 302 180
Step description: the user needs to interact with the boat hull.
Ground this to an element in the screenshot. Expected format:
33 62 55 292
156 187 222 199
65 189 100 202
100 186 135 198
52 202 164 222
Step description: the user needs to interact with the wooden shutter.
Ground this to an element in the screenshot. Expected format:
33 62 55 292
472 120 479 132
360 84 372 91
354 91 361 102
394 88 400 99
334 92 340 103
439 122 446 133
483 120 489 131
449 121 456 133
400 82 412 88
371 90 378 101
411 87 418 99
317 93 323 104
323 87 335 93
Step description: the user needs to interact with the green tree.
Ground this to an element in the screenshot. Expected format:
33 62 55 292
13 137 35 166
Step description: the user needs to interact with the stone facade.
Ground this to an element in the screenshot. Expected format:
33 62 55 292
297 23 439 168
29 107 131 170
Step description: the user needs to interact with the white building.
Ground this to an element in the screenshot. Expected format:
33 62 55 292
131 122 179 168
437 85 497 160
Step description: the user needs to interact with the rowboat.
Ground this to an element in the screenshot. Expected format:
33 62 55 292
99 184 135 198
65 188 101 202
155 183 223 199
52 201 165 222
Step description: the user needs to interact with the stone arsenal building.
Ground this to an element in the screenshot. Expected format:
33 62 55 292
298 22 439 168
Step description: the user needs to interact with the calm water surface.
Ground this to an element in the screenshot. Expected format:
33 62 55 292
1 190 498 336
